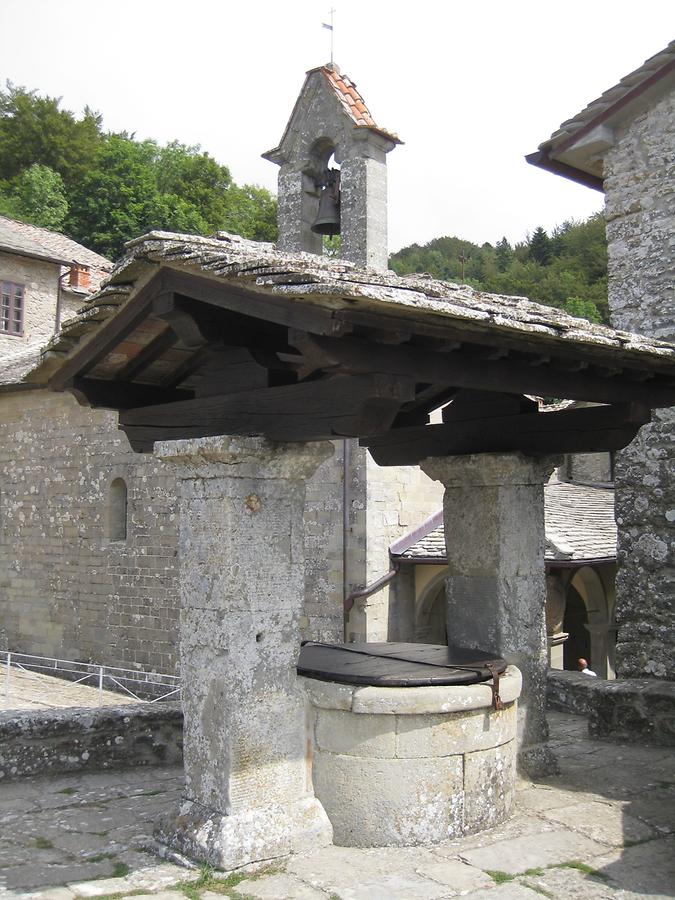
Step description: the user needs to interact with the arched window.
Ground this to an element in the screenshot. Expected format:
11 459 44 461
108 478 128 541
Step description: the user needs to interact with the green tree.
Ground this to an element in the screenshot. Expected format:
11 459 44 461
0 82 101 188
14 163 68 229
495 237 513 272
528 226 552 265
563 297 602 323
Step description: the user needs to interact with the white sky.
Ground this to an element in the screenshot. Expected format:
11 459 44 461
1 1 673 252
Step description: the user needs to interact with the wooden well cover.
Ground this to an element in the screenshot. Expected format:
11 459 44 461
297 642 507 687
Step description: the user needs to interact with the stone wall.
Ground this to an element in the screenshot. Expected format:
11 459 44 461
0 389 181 673
604 89 675 680
0 702 183 780
0 253 60 361
0 386 444 665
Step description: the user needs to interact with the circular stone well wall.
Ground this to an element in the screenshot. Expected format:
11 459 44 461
302 666 522 847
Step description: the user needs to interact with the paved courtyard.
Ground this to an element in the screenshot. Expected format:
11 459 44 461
1 667 141 712
0 712 673 900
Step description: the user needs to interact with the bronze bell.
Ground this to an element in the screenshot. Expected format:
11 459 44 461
311 169 340 236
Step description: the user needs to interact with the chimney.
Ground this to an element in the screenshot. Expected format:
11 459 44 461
69 264 90 291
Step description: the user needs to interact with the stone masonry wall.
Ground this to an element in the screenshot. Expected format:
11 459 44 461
0 701 183 780
0 387 443 663
361 452 444 642
0 253 60 361
604 90 675 680
0 390 181 673
0 392 360 665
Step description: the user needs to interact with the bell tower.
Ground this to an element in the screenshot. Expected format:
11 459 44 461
263 64 401 270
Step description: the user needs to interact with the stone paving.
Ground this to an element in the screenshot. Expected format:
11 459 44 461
0 712 673 899
1 667 141 712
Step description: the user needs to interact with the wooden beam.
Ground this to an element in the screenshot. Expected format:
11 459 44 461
119 374 416 448
48 272 166 390
164 270 351 338
113 324 178 383
308 334 675 407
70 378 194 410
152 293 215 348
362 403 651 466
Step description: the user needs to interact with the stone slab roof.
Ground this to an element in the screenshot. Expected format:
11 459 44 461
542 41 675 154
0 347 44 387
0 216 112 289
528 41 675 186
393 481 617 565
29 230 675 385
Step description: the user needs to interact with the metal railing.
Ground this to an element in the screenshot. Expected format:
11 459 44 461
1 650 181 707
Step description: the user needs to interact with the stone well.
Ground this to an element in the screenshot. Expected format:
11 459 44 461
302 665 522 847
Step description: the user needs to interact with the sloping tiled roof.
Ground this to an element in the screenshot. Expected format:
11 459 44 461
0 216 112 290
320 65 401 143
28 230 675 388
394 481 616 564
542 41 675 154
0 347 44 387
544 481 616 562
0 217 70 265
528 41 675 187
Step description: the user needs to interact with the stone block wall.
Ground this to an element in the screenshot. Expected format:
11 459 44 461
604 89 675 680
0 253 60 361
0 387 444 666
361 453 444 642
0 389 181 673
0 701 183 780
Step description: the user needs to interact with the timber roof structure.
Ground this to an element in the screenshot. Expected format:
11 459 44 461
27 230 675 457
527 40 675 190
392 482 616 566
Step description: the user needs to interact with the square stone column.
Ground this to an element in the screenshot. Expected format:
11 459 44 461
154 435 334 869
421 453 560 777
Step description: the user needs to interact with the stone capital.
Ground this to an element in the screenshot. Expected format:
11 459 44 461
154 435 333 481
420 452 562 488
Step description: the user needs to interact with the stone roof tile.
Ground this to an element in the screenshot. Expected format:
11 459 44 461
0 216 112 290
395 481 616 564
538 40 675 155
25 230 675 385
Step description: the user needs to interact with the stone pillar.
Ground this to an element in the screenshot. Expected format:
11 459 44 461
154 435 333 869
340 134 391 270
276 167 323 256
421 453 560 777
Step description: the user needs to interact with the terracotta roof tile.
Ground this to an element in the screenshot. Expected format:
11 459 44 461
321 65 402 143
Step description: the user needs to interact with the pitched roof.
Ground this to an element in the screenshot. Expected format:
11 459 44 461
319 65 401 143
393 481 616 565
0 216 112 289
30 230 675 390
527 41 675 188
263 63 401 164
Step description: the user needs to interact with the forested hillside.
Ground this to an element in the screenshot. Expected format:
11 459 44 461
0 83 277 259
0 82 608 324
390 219 608 323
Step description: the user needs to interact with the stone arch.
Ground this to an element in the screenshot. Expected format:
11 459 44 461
565 565 615 678
414 569 448 644
108 477 128 542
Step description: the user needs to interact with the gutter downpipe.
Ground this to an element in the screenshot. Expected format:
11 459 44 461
343 561 400 621
342 439 350 639
55 269 69 334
